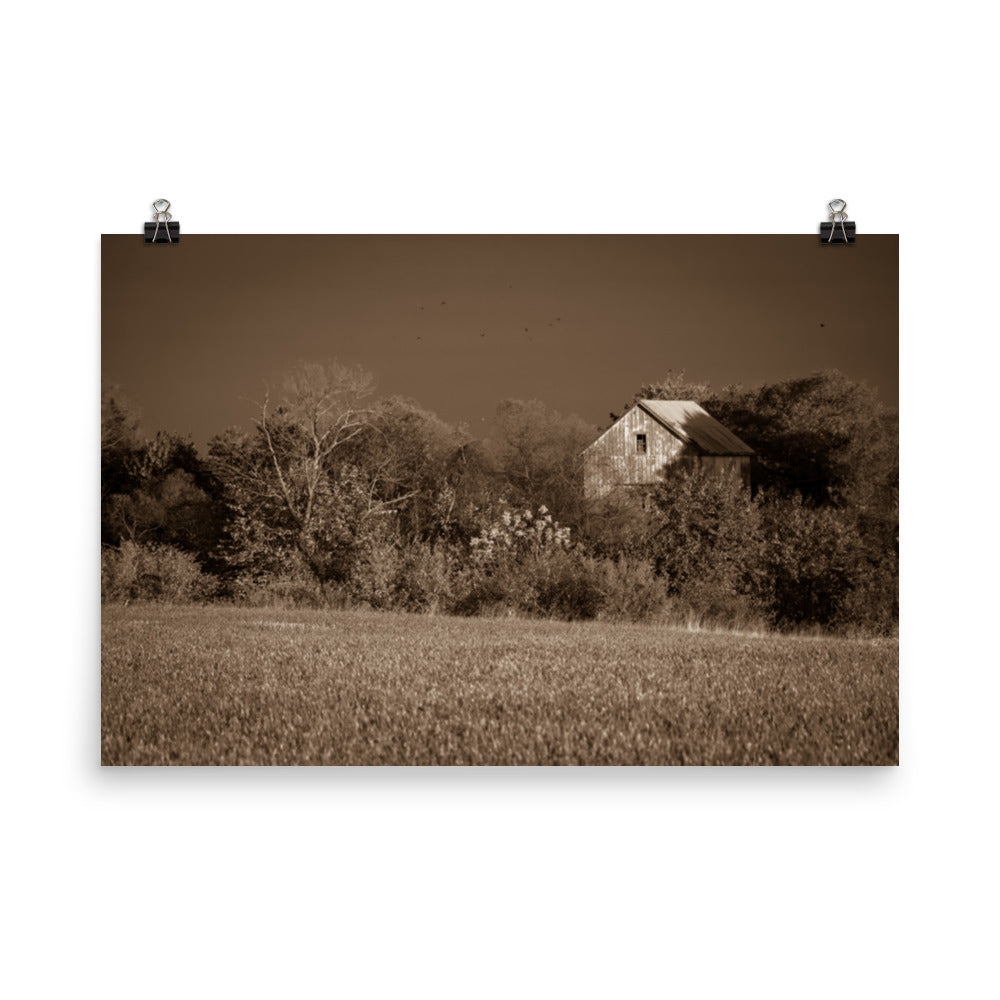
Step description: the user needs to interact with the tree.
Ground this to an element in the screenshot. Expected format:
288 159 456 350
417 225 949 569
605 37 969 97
759 495 869 630
607 370 716 426
101 388 224 561
489 399 595 524
630 369 715 407
338 396 465 543
101 384 142 505
648 465 763 600
209 361 409 595
709 370 896 505
579 489 661 562
712 371 898 629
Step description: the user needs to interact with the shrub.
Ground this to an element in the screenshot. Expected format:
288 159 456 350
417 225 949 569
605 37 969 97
580 492 661 561
759 495 866 630
470 504 572 561
101 541 215 603
449 560 523 617
649 466 763 598
394 541 457 613
454 504 583 618
348 537 399 610
593 558 670 622
452 549 604 621
227 573 330 608
832 551 898 635
528 550 604 621
449 576 511 617
670 579 766 632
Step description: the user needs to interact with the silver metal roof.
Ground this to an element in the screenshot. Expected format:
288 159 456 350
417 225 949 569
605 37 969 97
637 400 754 456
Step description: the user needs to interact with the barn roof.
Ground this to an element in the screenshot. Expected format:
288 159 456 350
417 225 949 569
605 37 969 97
637 400 754 456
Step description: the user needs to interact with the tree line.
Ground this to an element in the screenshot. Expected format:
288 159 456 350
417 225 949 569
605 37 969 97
101 363 898 633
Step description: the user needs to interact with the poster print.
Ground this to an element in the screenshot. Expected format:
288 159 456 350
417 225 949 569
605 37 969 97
101 235 898 765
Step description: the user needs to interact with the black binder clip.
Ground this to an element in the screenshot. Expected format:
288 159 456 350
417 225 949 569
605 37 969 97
144 199 179 244
820 199 855 244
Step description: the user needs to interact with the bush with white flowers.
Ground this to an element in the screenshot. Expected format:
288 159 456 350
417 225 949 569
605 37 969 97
469 504 572 561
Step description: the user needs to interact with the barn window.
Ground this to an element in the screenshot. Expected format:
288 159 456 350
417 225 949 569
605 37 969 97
636 433 647 454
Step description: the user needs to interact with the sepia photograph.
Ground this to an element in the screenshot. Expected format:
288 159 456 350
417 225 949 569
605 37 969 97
15 0 1000 994
101 234 898 765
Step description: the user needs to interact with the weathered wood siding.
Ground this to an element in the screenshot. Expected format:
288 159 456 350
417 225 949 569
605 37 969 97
693 455 752 489
583 407 750 499
584 406 687 499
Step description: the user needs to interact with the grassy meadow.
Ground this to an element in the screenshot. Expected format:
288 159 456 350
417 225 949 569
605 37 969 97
101 606 898 766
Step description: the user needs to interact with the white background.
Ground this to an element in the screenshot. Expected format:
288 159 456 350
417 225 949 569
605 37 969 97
2 2 996 998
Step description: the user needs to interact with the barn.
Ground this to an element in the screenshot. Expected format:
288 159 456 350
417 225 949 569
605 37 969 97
583 400 754 500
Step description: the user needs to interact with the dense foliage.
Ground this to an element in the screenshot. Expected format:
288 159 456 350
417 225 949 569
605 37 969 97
101 364 897 633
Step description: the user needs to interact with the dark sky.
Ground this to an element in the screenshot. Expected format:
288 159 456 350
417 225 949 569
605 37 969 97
102 235 897 448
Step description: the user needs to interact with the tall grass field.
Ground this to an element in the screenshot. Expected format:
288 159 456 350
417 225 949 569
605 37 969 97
101 606 898 765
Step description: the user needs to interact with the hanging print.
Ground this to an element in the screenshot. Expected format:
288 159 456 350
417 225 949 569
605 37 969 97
101 234 898 765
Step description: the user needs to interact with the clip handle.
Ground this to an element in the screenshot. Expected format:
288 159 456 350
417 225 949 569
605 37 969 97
819 199 855 244
145 199 180 244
